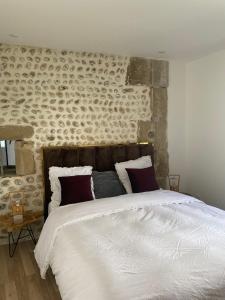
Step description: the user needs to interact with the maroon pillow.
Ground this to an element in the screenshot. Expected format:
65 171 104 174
59 175 93 206
126 166 159 193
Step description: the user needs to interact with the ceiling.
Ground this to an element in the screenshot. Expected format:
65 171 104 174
1 0 225 60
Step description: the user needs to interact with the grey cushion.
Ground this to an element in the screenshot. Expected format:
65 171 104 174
92 171 126 199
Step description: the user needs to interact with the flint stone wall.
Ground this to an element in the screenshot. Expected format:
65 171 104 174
0 43 168 244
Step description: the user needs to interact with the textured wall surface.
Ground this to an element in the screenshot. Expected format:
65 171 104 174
126 57 169 186
0 43 168 243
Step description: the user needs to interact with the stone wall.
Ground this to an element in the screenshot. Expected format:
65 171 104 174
0 43 168 244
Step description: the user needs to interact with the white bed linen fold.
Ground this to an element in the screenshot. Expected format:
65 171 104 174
34 190 225 300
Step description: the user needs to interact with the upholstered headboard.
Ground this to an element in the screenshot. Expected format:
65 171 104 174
42 143 154 219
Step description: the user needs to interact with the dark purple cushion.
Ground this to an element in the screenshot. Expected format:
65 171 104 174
126 167 159 193
59 175 93 206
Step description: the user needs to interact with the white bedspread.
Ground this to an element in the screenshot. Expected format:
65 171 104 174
34 190 225 299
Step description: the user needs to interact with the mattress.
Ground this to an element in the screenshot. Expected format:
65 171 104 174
35 190 225 299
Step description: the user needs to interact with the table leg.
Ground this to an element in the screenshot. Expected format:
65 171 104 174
26 224 36 244
8 229 23 257
8 225 36 257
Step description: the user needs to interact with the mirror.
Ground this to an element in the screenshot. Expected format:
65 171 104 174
0 140 16 176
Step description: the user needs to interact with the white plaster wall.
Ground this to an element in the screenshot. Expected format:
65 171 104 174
186 49 225 209
168 60 187 192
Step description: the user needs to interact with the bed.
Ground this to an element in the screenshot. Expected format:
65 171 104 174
35 144 225 300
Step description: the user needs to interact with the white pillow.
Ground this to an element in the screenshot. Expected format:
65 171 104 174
48 199 59 215
49 166 94 211
115 156 152 193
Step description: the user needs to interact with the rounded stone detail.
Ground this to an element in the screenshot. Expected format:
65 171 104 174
0 43 153 244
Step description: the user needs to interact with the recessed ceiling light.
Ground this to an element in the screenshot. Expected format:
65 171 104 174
158 51 166 54
9 34 18 38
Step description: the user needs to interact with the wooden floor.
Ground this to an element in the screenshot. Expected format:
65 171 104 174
0 241 61 300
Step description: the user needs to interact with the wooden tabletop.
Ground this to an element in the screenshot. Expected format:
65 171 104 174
0 210 43 232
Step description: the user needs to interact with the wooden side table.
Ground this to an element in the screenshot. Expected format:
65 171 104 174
0 210 43 257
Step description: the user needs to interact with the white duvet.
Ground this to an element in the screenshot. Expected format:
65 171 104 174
34 190 225 300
